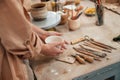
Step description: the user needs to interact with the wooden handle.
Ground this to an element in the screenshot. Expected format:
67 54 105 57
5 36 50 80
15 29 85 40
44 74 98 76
85 56 94 63
78 54 94 63
75 55 86 64
71 38 85 45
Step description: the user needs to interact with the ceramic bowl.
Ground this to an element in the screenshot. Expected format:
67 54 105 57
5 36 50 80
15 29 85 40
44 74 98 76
45 36 64 44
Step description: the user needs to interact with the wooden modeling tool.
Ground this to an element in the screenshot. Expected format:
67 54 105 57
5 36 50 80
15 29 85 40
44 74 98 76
79 45 107 58
71 55 86 64
71 38 85 45
73 47 101 61
84 41 111 53
76 54 94 63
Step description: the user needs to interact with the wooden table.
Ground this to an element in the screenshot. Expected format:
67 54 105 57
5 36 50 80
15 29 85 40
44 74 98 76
31 0 120 80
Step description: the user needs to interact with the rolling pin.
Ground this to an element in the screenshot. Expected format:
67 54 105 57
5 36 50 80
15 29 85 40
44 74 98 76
71 55 86 64
71 38 85 45
77 54 94 63
73 47 101 61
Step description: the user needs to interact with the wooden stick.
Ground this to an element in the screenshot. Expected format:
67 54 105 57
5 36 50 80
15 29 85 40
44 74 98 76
84 42 112 53
79 45 107 58
90 39 117 50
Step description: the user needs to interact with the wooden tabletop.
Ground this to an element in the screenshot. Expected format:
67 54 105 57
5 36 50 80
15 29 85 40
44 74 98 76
31 0 120 80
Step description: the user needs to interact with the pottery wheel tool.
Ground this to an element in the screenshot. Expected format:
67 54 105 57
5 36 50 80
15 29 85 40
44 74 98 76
83 41 112 53
76 54 94 63
71 37 85 45
73 47 101 61
56 56 76 64
71 54 86 64
79 45 107 58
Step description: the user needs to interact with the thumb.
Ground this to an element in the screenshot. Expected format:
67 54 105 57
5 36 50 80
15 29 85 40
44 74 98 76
55 32 62 36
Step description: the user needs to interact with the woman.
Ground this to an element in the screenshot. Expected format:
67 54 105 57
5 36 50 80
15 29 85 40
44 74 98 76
0 0 66 80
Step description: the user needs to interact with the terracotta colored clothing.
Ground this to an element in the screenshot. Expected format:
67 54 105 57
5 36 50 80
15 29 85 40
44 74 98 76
0 0 42 80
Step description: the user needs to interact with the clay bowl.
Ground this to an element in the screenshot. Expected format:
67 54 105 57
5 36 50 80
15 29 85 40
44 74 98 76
31 3 48 21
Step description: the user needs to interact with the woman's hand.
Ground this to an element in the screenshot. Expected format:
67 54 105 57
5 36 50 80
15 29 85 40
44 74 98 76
32 26 62 41
41 42 66 56
40 31 62 41
32 26 69 44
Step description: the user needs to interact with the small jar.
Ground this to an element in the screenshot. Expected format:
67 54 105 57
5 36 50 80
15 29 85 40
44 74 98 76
68 17 80 31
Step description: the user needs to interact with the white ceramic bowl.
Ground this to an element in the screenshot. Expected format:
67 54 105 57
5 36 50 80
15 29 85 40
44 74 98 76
45 36 64 44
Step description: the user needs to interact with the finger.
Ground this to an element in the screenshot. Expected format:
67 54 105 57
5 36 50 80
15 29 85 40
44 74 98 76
52 42 63 46
48 31 63 36
55 32 62 36
61 44 67 49
56 48 65 53
64 40 70 44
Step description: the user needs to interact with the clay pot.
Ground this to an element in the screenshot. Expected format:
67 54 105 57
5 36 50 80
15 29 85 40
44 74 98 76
68 18 80 31
31 3 48 21
59 13 68 25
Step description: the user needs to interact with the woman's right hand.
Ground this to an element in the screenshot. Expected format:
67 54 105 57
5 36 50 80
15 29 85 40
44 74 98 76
41 42 66 56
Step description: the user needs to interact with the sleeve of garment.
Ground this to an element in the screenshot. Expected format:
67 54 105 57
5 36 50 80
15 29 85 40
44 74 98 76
22 0 31 11
0 0 43 59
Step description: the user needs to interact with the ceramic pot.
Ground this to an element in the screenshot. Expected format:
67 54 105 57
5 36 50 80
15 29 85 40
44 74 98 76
31 3 47 21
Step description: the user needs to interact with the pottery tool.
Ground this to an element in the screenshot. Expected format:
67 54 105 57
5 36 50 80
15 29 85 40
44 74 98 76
72 7 88 20
79 45 107 58
83 41 112 53
76 54 94 63
89 38 117 50
73 47 101 61
56 56 76 64
84 35 116 50
88 40 112 50
104 6 120 16
71 54 86 64
71 38 85 45
75 6 83 11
